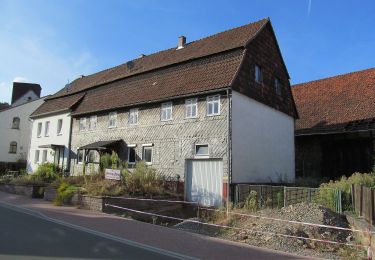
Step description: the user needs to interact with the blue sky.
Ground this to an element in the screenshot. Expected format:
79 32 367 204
0 0 374 103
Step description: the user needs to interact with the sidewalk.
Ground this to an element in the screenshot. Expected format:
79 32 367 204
0 191 309 260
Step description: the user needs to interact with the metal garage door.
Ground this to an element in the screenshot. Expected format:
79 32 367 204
186 159 223 207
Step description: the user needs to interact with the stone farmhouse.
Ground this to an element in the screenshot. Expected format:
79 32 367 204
28 18 297 206
293 68 375 179
0 82 44 172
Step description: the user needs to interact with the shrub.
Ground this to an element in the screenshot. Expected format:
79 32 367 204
34 163 58 182
124 161 163 195
53 182 78 206
9 175 45 186
243 190 258 212
100 153 112 172
83 179 125 196
317 172 375 211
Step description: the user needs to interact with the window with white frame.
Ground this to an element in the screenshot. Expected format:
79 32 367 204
44 121 50 137
128 146 136 164
34 150 40 163
206 95 220 116
275 78 282 96
108 112 117 128
195 144 209 156
57 119 63 135
42 150 47 163
89 116 97 130
79 118 87 131
186 98 198 118
255 64 262 84
161 102 172 121
37 122 42 137
77 149 84 164
142 145 152 165
9 141 17 154
128 109 138 125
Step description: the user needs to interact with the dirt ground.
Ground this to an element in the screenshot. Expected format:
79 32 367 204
175 203 367 259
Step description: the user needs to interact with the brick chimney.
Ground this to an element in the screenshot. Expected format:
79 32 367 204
177 36 186 50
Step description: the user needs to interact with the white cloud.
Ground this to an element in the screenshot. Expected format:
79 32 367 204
13 76 28 83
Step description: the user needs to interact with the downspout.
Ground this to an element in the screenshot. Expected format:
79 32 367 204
226 88 232 216
66 115 73 175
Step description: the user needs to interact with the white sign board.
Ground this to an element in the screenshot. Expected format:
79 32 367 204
105 169 121 181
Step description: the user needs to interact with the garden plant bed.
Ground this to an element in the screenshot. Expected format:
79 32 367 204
0 183 45 198
175 203 366 259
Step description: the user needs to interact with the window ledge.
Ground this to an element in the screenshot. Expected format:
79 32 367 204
194 155 209 159
108 126 117 129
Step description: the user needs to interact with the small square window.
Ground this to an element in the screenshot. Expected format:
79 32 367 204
161 103 172 121
37 122 42 137
12 117 20 129
79 118 87 131
195 144 209 156
255 64 262 84
207 96 220 116
142 146 152 165
108 112 117 128
9 141 17 154
129 109 139 125
186 99 198 118
89 116 97 130
57 119 63 135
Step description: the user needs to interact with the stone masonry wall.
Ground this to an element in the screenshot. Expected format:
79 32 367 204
70 94 229 181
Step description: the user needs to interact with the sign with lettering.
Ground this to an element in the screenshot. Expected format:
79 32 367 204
105 169 121 181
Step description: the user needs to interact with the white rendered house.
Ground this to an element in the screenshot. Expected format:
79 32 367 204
0 82 44 171
27 93 84 173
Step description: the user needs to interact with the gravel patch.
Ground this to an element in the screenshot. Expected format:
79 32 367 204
175 203 366 259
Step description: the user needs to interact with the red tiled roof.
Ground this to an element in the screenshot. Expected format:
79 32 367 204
72 50 243 115
32 18 270 117
48 18 268 100
292 68 375 135
30 93 85 118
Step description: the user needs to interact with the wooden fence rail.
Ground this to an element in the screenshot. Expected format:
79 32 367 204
352 184 375 225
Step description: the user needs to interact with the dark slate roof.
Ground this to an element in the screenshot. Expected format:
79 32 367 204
33 18 269 117
292 68 375 135
12 82 41 104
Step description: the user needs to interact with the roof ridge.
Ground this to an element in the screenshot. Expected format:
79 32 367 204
68 18 269 87
292 67 375 88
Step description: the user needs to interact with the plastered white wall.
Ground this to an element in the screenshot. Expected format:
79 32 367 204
12 90 40 107
27 112 71 173
231 91 295 183
0 98 45 163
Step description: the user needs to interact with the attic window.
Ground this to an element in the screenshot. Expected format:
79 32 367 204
275 78 282 96
255 64 262 84
12 117 20 129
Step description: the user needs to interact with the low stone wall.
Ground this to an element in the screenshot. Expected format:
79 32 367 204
0 183 44 198
44 187 57 201
78 195 104 212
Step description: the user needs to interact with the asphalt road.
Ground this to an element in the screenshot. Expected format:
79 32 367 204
0 203 189 260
